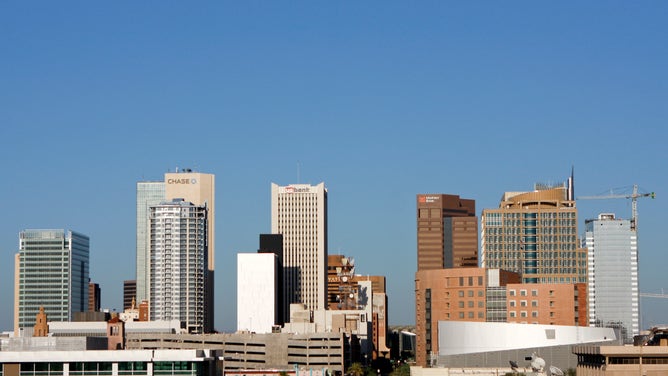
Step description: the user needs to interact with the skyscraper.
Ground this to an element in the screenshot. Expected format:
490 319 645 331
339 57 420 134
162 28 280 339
585 213 639 342
271 182 327 319
149 199 208 333
15 229 89 333
136 181 165 303
237 252 280 333
481 174 587 284
165 170 215 332
124 279 137 310
416 194 478 270
136 169 215 330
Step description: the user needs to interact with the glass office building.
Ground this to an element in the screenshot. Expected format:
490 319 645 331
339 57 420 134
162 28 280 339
136 181 166 304
585 213 639 343
17 229 89 330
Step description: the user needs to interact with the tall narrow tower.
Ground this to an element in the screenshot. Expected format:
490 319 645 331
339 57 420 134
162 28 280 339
271 182 327 320
585 213 639 342
136 181 165 303
149 199 208 333
16 229 89 332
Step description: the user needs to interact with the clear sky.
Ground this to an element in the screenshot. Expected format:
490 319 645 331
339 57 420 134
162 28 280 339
1 2 667 333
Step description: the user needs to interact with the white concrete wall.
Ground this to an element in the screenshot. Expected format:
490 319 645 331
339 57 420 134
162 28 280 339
237 253 277 333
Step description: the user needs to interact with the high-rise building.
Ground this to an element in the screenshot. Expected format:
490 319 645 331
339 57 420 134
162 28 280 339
136 169 215 331
259 234 284 325
149 199 208 333
271 182 327 319
88 282 101 312
416 194 478 270
481 174 587 284
237 252 280 333
124 280 137 310
136 181 165 303
165 170 215 332
585 213 639 342
15 229 89 333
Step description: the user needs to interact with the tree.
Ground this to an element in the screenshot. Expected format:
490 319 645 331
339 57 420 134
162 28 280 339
389 364 410 376
348 362 365 376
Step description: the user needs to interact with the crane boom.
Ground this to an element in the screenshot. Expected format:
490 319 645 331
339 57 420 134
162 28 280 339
578 184 655 231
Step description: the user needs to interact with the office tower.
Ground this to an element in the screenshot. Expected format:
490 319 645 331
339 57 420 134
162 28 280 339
136 169 215 330
271 182 327 319
259 234 284 325
237 253 280 333
16 229 89 332
165 170 215 332
88 282 101 312
481 174 587 284
585 213 639 342
149 199 208 333
124 280 137 310
136 181 165 303
417 194 478 270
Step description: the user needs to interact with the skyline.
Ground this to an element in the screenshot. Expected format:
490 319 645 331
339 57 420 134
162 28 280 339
1 2 667 332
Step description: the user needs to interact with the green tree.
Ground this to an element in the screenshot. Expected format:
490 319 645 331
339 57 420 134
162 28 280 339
348 362 365 376
389 364 410 376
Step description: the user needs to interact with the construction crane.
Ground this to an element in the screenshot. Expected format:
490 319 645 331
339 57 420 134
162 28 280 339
578 184 655 231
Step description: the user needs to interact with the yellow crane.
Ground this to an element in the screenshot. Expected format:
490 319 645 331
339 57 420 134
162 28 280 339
578 184 655 231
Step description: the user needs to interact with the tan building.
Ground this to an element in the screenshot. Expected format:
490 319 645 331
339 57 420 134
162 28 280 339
164 170 215 333
417 194 478 270
506 282 587 326
414 268 521 367
574 328 668 376
481 174 587 284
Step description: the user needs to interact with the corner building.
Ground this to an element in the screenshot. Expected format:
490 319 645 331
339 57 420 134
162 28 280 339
271 183 327 320
417 194 478 270
481 178 587 284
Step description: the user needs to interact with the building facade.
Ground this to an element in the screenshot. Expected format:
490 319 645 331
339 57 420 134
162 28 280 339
271 183 328 320
585 213 639 342
417 194 478 270
136 181 166 304
505 282 587 327
149 199 208 333
124 279 137 310
237 253 280 333
15 229 90 333
481 176 587 284
88 282 101 312
136 170 215 331
414 268 521 367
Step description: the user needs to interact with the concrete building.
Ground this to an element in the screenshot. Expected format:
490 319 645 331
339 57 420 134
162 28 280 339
0 349 220 376
124 279 137 310
436 321 618 369
574 326 668 375
237 252 280 333
136 180 166 304
149 199 208 333
15 229 89 335
271 183 327 320
416 194 478 270
585 213 639 343
258 234 284 325
126 332 346 373
414 268 521 367
481 173 588 284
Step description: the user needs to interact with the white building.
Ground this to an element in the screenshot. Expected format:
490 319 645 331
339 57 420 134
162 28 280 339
149 199 208 333
237 253 279 333
271 183 327 320
136 181 165 304
585 213 639 342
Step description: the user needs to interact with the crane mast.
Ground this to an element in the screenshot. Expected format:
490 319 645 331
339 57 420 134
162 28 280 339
578 184 655 231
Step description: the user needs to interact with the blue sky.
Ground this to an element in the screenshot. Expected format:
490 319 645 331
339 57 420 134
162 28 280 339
1 2 667 332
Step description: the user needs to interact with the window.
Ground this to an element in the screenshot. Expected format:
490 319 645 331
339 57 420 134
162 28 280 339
468 312 474 318
459 312 465 319
520 290 527 296
468 290 474 297
510 290 516 296
531 290 538 296
532 311 538 318
459 301 464 308
520 311 527 318
520 300 527 307
510 300 516 307
458 291 465 297
532 300 538 307
468 301 474 308
510 311 516 318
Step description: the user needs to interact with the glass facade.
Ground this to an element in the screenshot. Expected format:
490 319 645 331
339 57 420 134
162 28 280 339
585 214 639 342
136 181 166 303
18 229 89 330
